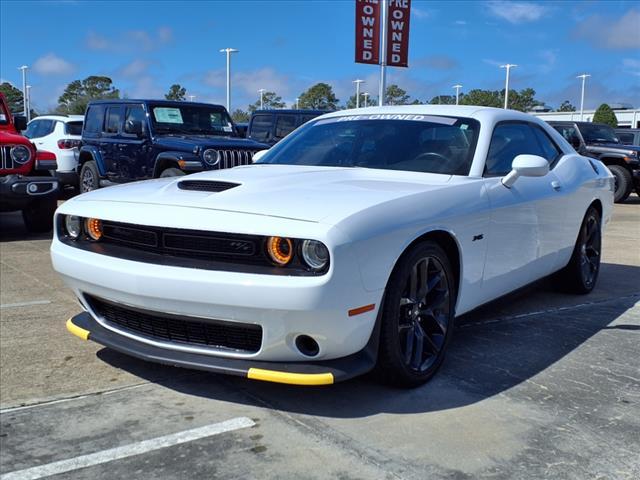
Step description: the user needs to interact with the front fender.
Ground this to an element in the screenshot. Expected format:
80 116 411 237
154 151 203 177
79 146 107 176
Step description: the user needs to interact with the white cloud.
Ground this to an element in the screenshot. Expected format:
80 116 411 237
32 53 75 75
412 7 431 20
120 59 152 78
485 1 548 24
573 9 640 49
537 49 557 73
86 31 109 50
483 58 507 67
86 27 173 52
205 67 292 98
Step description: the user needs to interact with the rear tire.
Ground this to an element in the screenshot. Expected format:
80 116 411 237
79 161 100 193
160 168 185 178
22 197 57 233
375 241 456 388
557 206 601 294
608 165 632 203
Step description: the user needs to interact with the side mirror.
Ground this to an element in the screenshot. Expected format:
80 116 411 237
14 115 27 131
502 154 549 188
125 119 144 136
252 149 268 162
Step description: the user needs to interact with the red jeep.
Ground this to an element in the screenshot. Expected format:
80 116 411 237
1 93 59 232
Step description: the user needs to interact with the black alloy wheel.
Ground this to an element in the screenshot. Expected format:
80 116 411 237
79 161 99 193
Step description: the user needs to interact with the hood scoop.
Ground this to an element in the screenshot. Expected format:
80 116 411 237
178 180 240 193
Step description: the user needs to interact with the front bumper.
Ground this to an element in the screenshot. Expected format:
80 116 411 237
67 312 379 385
0 174 59 211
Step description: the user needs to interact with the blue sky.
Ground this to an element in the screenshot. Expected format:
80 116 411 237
1 0 638 112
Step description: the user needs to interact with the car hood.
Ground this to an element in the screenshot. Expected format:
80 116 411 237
588 143 640 154
153 135 268 151
0 130 32 145
74 165 453 224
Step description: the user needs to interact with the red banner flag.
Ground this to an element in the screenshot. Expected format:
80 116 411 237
355 0 381 65
386 0 411 67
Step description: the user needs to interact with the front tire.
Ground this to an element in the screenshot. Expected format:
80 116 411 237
79 161 100 193
160 168 185 178
376 241 456 387
608 165 632 203
22 197 57 233
557 206 602 294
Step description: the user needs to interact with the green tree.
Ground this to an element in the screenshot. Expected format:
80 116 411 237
429 95 456 105
298 83 339 110
248 91 285 112
57 76 120 114
460 89 502 108
558 100 576 112
345 93 370 109
509 88 543 112
165 84 186 101
593 103 618 127
0 82 24 114
231 109 250 123
385 84 410 105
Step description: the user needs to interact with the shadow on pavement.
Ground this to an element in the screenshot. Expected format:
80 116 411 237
96 265 639 417
0 211 54 243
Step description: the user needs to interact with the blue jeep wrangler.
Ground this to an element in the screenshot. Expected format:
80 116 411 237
78 99 268 192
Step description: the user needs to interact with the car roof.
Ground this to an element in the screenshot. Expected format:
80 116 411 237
30 114 84 122
251 109 329 115
88 99 226 109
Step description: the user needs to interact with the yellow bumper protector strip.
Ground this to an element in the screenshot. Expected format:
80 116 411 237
66 318 90 341
247 368 334 385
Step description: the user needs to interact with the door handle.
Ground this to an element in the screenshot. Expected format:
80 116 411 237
551 181 562 191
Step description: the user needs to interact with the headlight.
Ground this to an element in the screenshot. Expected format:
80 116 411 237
85 218 103 241
301 240 329 271
203 149 220 166
266 236 293 265
10 145 31 164
65 215 82 239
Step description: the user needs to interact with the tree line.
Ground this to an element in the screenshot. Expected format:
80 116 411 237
0 76 621 128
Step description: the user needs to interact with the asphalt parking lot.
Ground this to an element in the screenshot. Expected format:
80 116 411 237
1 198 639 480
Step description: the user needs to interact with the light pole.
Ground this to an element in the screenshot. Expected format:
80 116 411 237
500 64 517 109
452 84 463 105
353 79 365 108
258 88 266 110
295 97 299 109
378 0 388 106
577 74 591 121
219 48 238 112
18 65 28 117
26 85 32 122
188 95 196 102
363 92 369 107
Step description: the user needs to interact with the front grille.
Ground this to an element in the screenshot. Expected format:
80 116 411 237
178 180 240 192
217 149 255 169
1 145 19 170
87 295 263 353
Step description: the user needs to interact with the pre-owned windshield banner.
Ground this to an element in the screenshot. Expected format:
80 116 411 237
387 0 411 67
355 0 381 64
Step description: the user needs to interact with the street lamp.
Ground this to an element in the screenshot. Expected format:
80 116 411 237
258 88 266 110
295 97 299 109
577 74 591 122
219 48 238 112
500 64 517 109
188 95 196 102
26 85 32 122
452 84 463 105
363 92 369 107
18 65 28 117
353 79 365 108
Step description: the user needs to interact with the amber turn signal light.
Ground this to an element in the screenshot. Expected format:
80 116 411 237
85 218 103 241
267 236 293 265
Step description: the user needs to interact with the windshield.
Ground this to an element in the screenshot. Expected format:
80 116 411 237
580 124 619 144
255 115 480 175
149 104 236 136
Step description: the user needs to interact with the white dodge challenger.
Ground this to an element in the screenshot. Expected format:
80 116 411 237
53 106 614 387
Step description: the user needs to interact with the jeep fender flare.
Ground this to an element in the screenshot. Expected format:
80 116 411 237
153 151 202 178
78 146 107 176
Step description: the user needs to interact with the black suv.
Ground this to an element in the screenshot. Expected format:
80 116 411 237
247 109 327 146
548 121 640 202
78 100 268 192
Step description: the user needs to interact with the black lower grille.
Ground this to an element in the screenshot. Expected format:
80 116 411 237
87 295 262 353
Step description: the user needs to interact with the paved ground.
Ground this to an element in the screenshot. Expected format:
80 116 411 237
1 198 639 479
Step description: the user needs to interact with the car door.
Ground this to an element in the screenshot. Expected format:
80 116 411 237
102 105 123 179
480 121 568 301
117 104 150 181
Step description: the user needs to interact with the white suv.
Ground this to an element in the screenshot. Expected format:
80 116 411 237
24 115 84 188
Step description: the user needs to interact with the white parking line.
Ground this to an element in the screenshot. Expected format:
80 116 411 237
0 300 51 309
0 417 255 480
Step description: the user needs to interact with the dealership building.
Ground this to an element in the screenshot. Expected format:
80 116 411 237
530 105 640 128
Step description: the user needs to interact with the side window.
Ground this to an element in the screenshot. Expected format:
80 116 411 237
123 106 146 135
84 106 105 134
531 125 561 165
553 125 580 146
485 123 545 176
40 120 56 136
104 107 121 134
617 132 633 145
24 120 41 138
249 114 273 142
275 115 297 139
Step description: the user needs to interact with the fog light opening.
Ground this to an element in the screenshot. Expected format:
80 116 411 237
295 335 320 357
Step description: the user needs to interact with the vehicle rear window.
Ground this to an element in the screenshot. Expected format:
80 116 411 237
275 115 297 139
617 132 634 145
249 114 273 142
65 121 83 135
